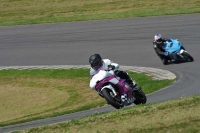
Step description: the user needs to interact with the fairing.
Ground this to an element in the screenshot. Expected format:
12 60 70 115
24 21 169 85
164 39 182 53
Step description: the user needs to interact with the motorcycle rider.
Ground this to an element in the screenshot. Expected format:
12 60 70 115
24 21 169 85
89 54 137 103
153 34 171 64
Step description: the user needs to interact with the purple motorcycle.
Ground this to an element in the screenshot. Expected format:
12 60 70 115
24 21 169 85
90 69 147 109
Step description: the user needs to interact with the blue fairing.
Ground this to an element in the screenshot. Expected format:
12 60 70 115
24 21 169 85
163 39 182 53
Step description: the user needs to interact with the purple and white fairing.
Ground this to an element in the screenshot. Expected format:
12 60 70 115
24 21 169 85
90 70 134 99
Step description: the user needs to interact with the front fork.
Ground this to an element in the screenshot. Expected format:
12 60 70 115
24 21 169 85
177 49 187 58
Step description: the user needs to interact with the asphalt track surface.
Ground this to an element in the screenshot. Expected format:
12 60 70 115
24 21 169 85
0 14 200 132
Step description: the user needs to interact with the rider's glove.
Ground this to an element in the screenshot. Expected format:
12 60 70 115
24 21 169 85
108 65 115 70
164 52 168 56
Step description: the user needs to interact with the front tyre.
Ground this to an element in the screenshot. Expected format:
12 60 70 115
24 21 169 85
162 58 168 65
182 51 194 62
101 88 124 109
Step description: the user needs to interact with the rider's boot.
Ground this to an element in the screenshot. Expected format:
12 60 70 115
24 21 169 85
126 78 137 88
132 86 142 94
126 78 142 95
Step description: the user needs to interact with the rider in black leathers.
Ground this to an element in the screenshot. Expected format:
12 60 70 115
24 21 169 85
153 34 171 65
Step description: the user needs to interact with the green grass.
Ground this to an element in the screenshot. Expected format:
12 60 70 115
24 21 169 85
1 0 200 26
12 95 200 133
0 69 175 127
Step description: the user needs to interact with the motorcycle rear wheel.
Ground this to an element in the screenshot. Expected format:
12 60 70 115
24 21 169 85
101 88 124 109
133 88 147 105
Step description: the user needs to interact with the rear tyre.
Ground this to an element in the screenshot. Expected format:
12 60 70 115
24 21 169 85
133 88 147 105
101 88 124 109
182 51 194 62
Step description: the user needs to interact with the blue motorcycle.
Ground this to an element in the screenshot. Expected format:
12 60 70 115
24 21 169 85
162 38 194 65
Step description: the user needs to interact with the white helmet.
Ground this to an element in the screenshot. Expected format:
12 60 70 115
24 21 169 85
154 34 162 44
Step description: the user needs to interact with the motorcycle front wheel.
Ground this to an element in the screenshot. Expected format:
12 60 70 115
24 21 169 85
182 51 194 62
101 88 124 109
162 58 168 65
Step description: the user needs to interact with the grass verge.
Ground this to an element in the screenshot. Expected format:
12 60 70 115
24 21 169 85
0 68 175 127
12 95 200 133
1 0 200 26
